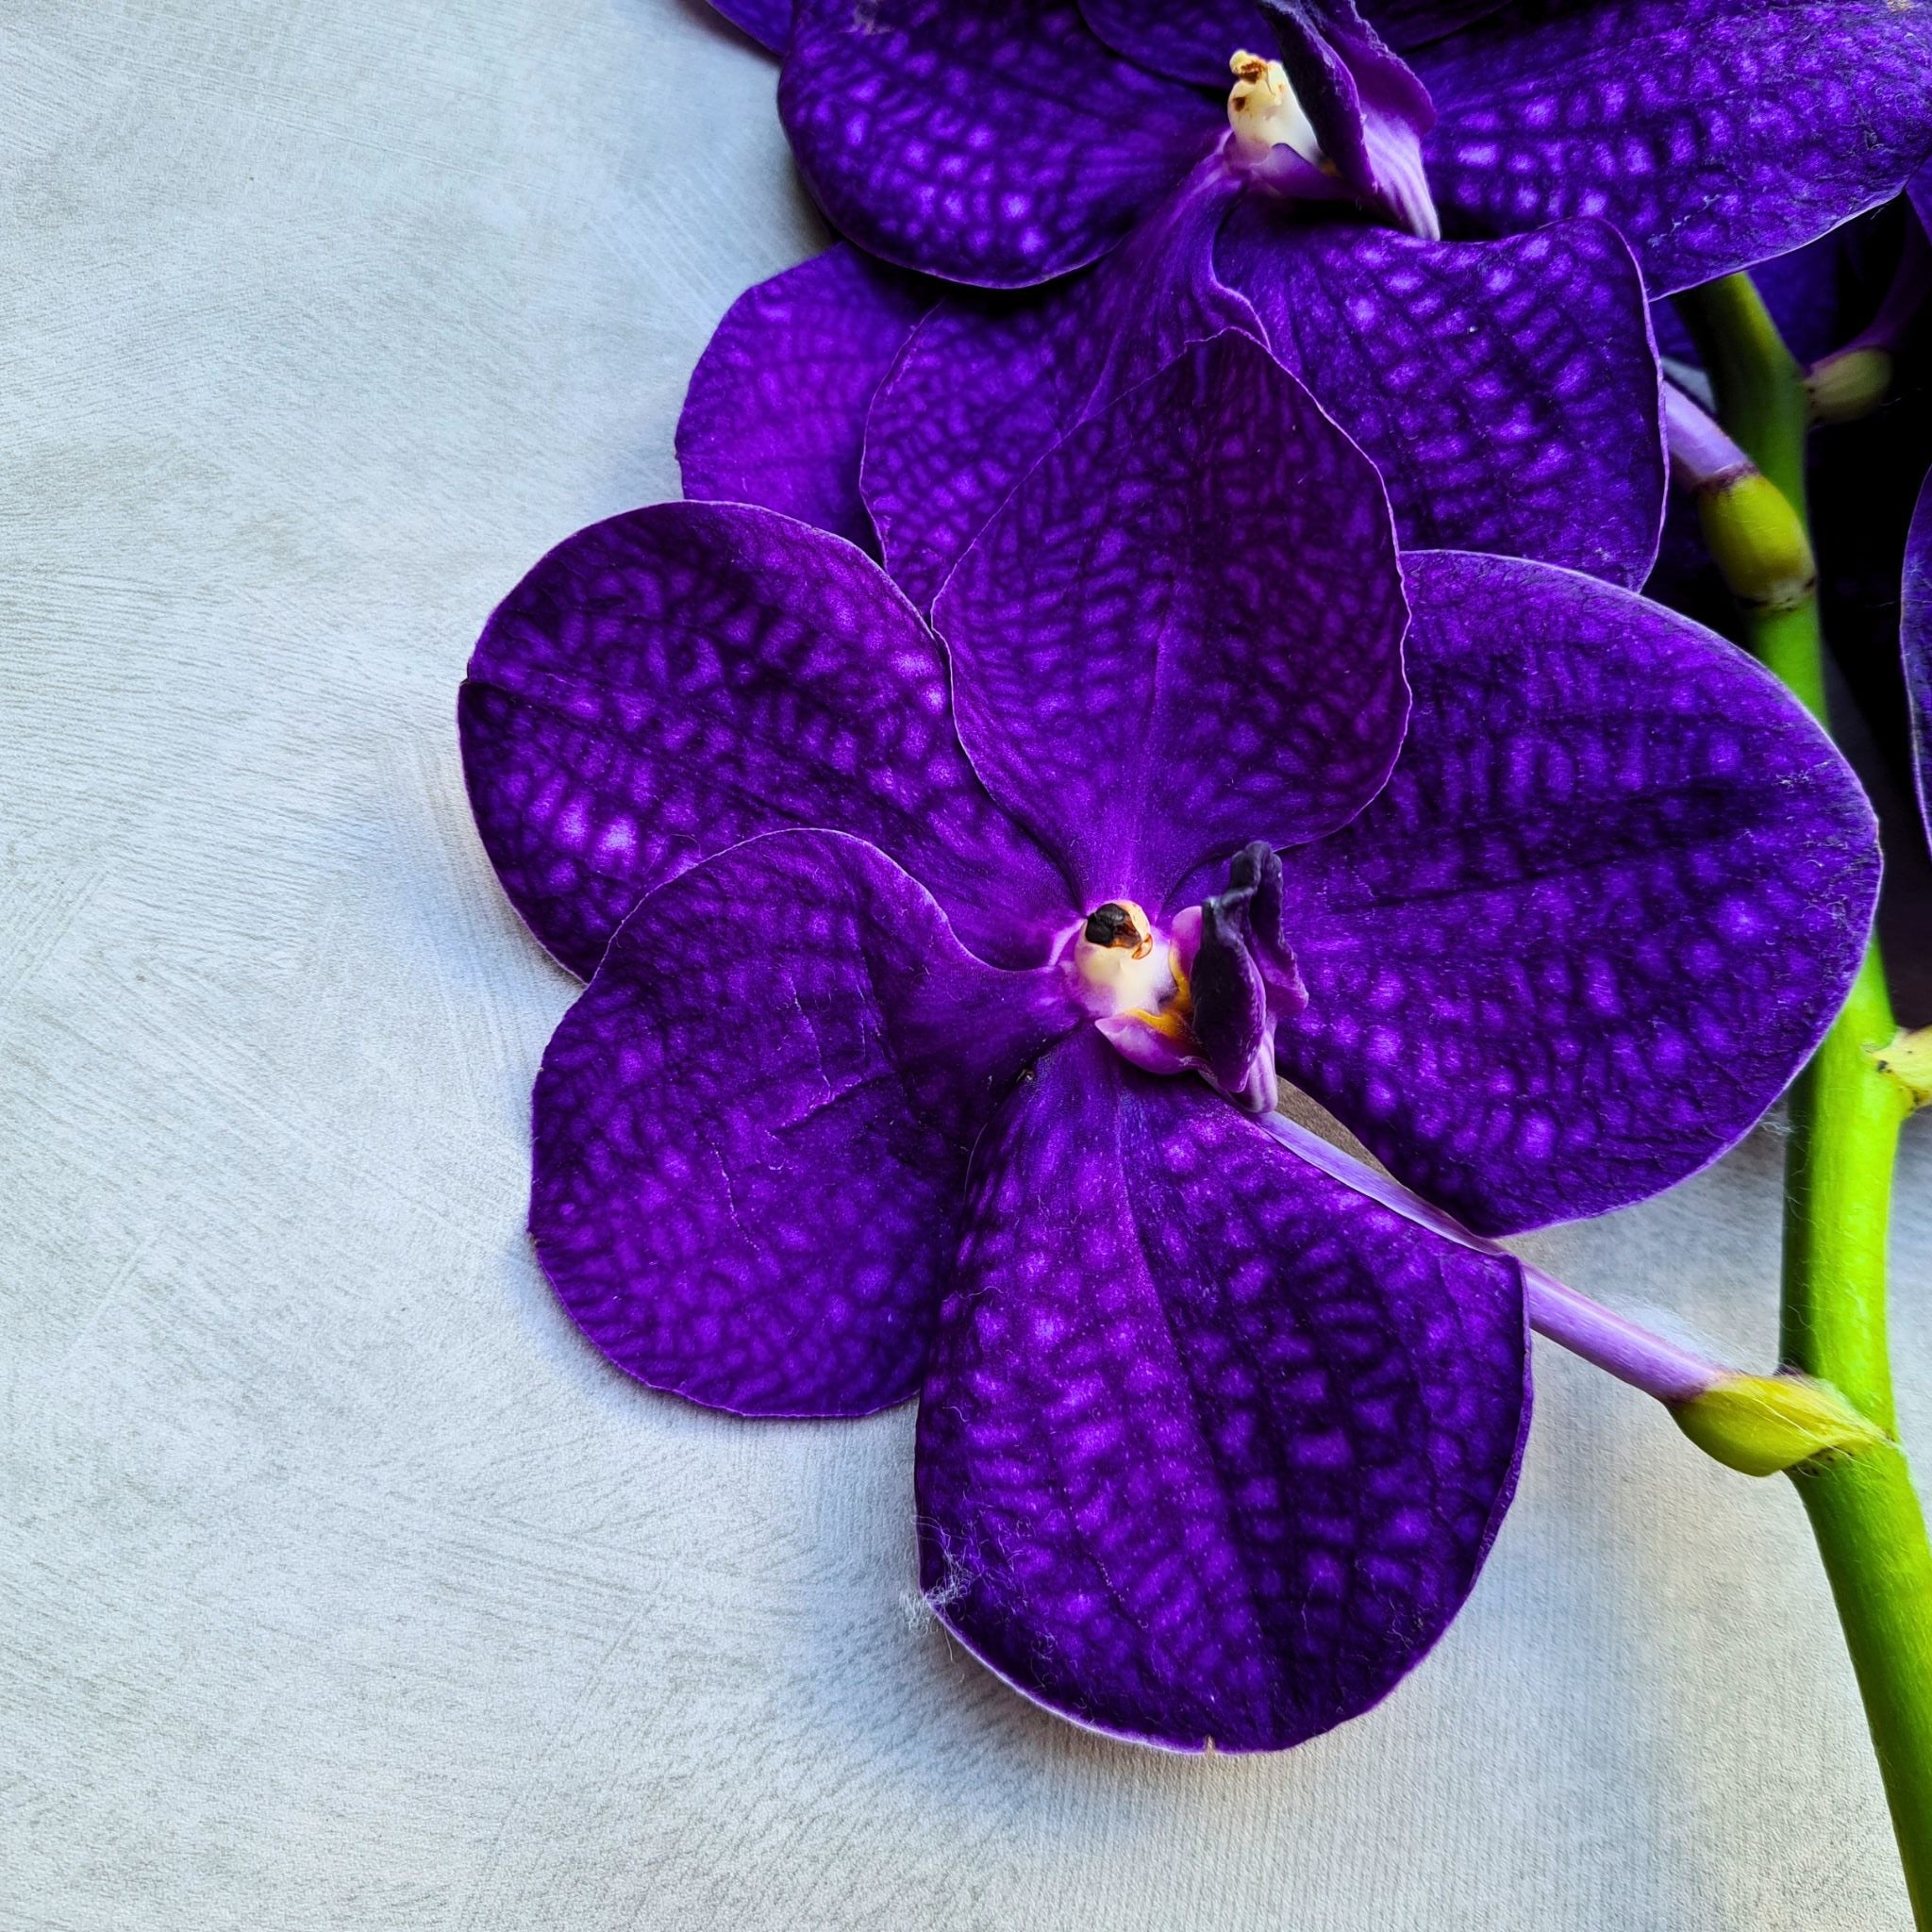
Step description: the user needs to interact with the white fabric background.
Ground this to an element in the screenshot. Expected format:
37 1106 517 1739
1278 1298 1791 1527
4 2 1929 1925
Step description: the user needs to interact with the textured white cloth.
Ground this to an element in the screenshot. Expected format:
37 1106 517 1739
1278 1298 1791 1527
4 2 1929 1925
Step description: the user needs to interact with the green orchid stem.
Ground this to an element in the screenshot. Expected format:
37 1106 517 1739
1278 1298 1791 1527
1681 272 1932 1925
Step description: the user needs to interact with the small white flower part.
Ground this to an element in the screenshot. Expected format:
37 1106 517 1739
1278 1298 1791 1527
1070 900 1175 1020
1225 50 1324 170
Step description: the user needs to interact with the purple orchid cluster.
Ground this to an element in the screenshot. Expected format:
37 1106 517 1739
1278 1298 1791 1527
460 0 1932 1757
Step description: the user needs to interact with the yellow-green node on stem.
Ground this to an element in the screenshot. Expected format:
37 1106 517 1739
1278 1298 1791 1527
1693 470 1818 614
1807 348 1894 426
1673 1372 1885 1477
1873 1026 1932 1112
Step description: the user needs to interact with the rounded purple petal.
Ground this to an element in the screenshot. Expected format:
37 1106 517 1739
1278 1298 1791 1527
531 831 1079 1417
459 502 1074 977
677 244 934 550
1905 466 1932 853
778 0 1224 287
932 332 1410 911
916 1029 1529 1752
864 160 1255 609
1416 0 1932 295
1217 207 1665 586
1272 550 1883 1237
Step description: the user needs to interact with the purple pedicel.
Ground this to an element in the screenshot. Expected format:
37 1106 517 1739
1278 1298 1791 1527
466 335 1879 1750
1906 468 1932 851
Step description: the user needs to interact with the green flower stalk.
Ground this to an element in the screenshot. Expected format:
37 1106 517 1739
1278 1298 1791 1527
1680 270 1932 1928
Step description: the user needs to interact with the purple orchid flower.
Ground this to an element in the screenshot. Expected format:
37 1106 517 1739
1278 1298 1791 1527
773 0 1932 295
464 337 1876 1748
678 0 1929 597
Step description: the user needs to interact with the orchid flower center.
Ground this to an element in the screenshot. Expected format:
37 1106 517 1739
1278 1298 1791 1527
1225 51 1324 173
1070 900 1176 1020
1066 846 1313 1117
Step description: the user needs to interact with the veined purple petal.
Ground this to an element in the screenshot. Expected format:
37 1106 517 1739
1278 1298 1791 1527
1077 0 1264 84
1416 0 1932 296
864 160 1256 609
915 1029 1528 1752
1367 0 1512 45
532 831 1080 1417
459 502 1074 978
1270 550 1882 1237
1905 468 1932 850
1259 0 1440 236
933 332 1410 911
677 245 934 551
778 0 1224 287
1079 0 1511 76
1217 205 1664 585
704 0 791 52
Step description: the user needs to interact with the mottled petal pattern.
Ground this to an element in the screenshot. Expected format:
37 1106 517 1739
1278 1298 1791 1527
1078 0 1263 83
1905 467 1932 849
1271 550 1882 1236
532 832 1080 1417
677 244 934 551
459 503 1074 977
1218 206 1663 584
1081 0 1511 72
1417 0 1932 295
916 1030 1529 1751
864 161 1255 608
934 333 1409 910
779 0 1224 286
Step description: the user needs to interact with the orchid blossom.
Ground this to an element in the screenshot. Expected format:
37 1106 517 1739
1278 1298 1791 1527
462 335 1877 1748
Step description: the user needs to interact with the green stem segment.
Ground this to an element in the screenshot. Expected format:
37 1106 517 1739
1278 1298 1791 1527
1680 273 1932 1925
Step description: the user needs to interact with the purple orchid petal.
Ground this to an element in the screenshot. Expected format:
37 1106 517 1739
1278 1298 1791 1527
677 244 934 552
864 160 1256 609
915 1028 1528 1752
1260 0 1440 236
1077 0 1264 84
1078 0 1510 78
1416 0 1932 296
1217 205 1664 585
1269 550 1882 1238
1651 227 1853 375
704 0 791 52
532 831 1080 1417
1367 0 1512 45
459 502 1074 978
778 0 1224 288
932 331 1410 911
1905 467 1932 851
